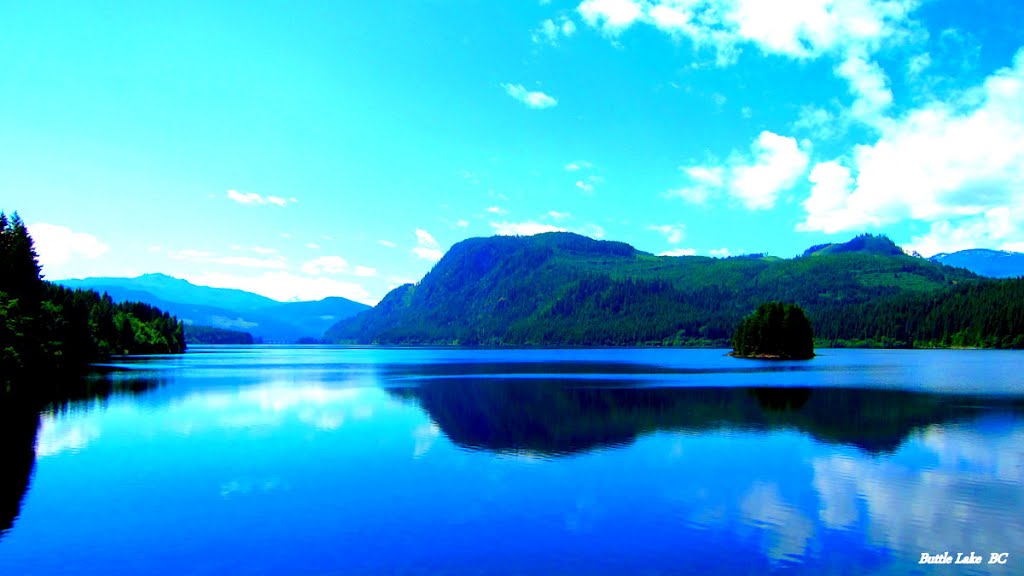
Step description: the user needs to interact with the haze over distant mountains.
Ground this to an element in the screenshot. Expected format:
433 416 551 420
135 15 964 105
929 249 1024 279
58 273 369 343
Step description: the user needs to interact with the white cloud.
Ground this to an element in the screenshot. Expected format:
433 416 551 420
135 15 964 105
673 131 809 210
565 161 593 171
166 248 287 270
354 265 377 277
577 0 920 61
455 219 470 228
649 224 687 244
533 16 577 45
250 246 278 255
226 189 293 207
26 223 109 268
578 0 645 35
306 243 321 250
412 228 443 261
548 210 572 220
578 223 606 238
502 83 558 109
183 271 373 305
667 166 724 205
659 247 698 256
799 48 1024 245
731 132 811 209
490 221 566 236
378 240 397 248
486 206 506 214
576 180 595 193
835 51 893 127
301 256 349 275
709 248 732 257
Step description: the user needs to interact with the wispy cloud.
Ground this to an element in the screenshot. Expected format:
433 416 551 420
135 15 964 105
183 271 373 305
502 83 558 109
648 224 687 244
412 228 443 261
564 161 593 171
532 16 577 46
378 240 397 248
486 206 507 214
167 248 288 270
301 256 349 275
226 189 295 207
490 221 565 236
659 247 698 256
548 211 572 221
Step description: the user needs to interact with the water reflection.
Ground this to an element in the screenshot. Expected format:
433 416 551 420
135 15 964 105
390 377 1024 456
0 400 38 538
0 373 166 541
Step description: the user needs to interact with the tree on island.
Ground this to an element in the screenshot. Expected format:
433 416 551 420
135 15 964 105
732 301 814 359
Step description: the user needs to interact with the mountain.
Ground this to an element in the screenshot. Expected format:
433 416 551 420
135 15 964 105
802 233 906 257
58 273 369 343
930 249 1024 278
327 232 1024 348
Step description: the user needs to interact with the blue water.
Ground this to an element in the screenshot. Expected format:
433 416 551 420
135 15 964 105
1 347 1023 575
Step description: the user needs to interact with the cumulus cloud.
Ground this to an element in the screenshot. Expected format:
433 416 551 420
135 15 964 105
502 83 558 109
709 247 732 257
490 221 566 236
799 48 1024 250
226 189 293 207
835 50 894 128
672 131 810 210
26 223 109 268
649 224 687 244
577 0 645 35
412 228 443 261
576 0 919 60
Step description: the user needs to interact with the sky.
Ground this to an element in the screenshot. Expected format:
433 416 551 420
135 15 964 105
2 0 1023 305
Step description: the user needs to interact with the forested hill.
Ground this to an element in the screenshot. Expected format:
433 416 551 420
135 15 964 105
327 232 1024 348
1 213 185 392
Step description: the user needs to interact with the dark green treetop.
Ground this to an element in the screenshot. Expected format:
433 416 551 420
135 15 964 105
732 301 814 359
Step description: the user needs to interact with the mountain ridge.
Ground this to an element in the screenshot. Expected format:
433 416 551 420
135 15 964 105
58 273 369 343
327 231 1024 348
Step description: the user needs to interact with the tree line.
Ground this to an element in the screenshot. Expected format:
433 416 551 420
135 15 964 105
1 212 185 395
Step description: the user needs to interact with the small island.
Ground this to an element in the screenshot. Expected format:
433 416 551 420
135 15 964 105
731 301 815 360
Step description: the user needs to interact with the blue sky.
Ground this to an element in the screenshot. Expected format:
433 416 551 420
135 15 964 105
2 0 1023 304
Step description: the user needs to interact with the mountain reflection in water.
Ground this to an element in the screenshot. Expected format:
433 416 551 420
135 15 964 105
389 378 1024 457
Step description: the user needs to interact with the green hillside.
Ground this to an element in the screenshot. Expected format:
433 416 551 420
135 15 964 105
327 232 1023 348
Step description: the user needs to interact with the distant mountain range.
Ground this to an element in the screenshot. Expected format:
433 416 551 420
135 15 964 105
327 232 1024 348
57 273 369 343
929 249 1024 278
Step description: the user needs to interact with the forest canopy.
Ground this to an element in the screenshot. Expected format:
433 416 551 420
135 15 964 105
1 212 185 394
732 302 815 359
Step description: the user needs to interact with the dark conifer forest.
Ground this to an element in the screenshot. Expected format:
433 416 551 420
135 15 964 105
1 212 185 395
732 302 815 359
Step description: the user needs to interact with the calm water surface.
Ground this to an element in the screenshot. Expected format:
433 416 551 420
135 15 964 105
2 347 1023 575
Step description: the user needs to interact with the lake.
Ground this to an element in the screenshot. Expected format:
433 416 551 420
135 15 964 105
1 347 1022 575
